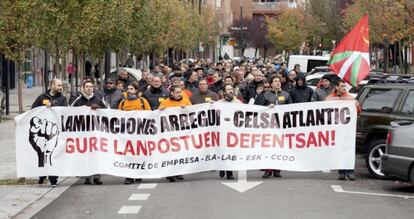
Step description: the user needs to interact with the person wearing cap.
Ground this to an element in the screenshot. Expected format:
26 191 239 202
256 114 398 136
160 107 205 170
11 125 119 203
103 78 124 109
289 73 313 103
312 74 334 101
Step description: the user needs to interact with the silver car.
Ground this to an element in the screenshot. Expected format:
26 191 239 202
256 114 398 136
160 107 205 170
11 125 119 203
381 120 414 187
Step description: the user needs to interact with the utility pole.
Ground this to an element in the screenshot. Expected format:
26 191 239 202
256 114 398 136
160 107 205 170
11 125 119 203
240 0 244 57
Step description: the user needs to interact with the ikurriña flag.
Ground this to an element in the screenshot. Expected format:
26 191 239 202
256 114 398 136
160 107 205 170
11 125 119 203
328 15 370 87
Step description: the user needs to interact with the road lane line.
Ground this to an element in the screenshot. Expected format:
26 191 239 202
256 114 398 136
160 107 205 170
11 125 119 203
118 206 141 214
137 183 157 189
322 170 331 173
129 194 150 201
331 185 414 199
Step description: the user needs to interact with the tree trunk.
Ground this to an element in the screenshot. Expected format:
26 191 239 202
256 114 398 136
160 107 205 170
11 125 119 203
17 57 24 113
62 53 67 80
383 40 389 73
55 46 60 79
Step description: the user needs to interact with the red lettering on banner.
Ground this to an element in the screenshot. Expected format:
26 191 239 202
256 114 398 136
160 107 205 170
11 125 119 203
285 134 295 149
296 133 306 148
227 132 238 147
100 137 108 152
66 138 75 153
262 134 271 148
78 138 87 153
137 140 147 155
89 137 98 152
204 132 211 147
251 134 261 148
66 137 109 154
170 137 181 151
240 133 249 148
306 132 317 147
124 140 135 155
147 141 156 155
114 140 123 155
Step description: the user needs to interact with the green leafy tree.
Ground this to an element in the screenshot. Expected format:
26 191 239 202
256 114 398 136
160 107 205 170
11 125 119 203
266 8 306 55
0 0 41 113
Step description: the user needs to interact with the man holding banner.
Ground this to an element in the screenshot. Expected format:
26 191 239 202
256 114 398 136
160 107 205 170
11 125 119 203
159 85 192 182
217 83 241 180
31 78 67 187
255 75 292 178
71 80 106 185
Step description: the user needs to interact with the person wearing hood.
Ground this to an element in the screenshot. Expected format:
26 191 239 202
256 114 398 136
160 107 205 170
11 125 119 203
118 82 150 185
103 78 124 109
31 78 68 187
311 74 334 102
242 69 264 103
289 73 313 103
143 75 169 110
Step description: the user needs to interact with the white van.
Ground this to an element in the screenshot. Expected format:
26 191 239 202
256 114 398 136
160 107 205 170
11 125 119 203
288 55 330 73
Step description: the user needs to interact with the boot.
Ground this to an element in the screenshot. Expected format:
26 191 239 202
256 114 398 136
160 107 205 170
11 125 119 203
219 171 225 178
273 170 281 177
262 170 272 178
124 178 134 185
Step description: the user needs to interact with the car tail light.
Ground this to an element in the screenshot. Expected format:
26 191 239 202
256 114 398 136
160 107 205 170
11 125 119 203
386 131 392 145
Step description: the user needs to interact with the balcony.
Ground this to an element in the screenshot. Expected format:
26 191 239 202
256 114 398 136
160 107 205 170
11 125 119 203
252 2 298 14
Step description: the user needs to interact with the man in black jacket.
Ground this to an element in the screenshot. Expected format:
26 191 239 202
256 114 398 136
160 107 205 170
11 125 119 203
208 71 224 94
289 73 313 103
143 76 169 110
254 76 292 178
71 80 105 185
31 79 68 187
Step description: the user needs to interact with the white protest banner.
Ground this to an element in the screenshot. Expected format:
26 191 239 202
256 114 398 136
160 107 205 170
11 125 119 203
15 101 357 178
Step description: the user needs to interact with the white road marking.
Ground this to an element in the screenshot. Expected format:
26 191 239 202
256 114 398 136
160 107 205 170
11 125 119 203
322 170 331 173
331 185 414 199
118 206 141 214
129 193 150 201
137 183 157 189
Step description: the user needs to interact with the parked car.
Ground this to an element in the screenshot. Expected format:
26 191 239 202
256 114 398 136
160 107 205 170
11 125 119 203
107 67 142 82
381 120 414 187
357 83 414 178
288 55 330 73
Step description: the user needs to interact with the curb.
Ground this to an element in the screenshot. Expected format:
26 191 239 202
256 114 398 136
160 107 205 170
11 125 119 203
5 177 78 219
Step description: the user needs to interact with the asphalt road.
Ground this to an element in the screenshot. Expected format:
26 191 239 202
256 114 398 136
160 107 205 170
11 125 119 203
32 155 414 219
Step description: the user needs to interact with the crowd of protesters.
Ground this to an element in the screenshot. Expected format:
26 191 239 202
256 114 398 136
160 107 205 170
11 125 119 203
32 56 358 186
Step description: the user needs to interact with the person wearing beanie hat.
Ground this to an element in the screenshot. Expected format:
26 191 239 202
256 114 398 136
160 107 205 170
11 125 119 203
312 74 334 101
289 73 313 103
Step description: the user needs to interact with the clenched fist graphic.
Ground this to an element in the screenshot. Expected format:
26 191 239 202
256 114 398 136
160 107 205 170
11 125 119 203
28 117 59 167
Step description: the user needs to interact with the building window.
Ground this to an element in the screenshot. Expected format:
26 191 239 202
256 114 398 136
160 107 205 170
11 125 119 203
216 0 222 8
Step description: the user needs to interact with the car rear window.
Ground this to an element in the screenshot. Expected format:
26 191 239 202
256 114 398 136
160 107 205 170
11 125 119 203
401 90 414 116
361 88 402 113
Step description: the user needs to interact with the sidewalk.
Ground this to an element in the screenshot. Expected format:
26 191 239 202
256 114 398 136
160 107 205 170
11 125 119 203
0 85 74 219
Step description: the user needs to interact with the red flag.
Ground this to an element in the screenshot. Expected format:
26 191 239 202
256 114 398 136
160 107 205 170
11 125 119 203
328 15 370 87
